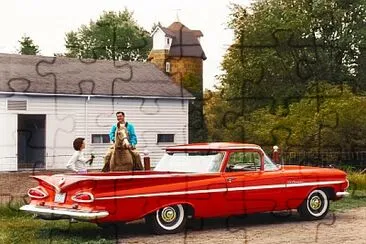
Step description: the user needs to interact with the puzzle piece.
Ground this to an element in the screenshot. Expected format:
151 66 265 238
223 29 345 116
0 55 76 171
64 21 161 118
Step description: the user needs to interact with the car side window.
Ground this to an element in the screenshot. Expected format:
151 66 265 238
226 151 261 172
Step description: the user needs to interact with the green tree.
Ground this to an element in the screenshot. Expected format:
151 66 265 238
65 9 152 61
220 0 366 113
182 73 208 142
204 89 241 142
18 35 40 55
207 0 366 146
247 82 366 162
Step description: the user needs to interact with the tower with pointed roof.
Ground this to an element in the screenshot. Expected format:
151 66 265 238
148 21 206 86
148 21 207 143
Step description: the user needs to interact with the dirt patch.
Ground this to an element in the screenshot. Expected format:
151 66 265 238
115 207 366 243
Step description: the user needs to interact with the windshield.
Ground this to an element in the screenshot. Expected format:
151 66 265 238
154 151 225 173
264 153 279 171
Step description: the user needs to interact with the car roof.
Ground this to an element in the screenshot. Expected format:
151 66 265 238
165 142 262 151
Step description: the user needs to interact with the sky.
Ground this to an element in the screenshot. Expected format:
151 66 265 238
0 0 252 90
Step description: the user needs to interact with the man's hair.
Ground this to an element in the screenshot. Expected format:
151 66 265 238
73 137 85 151
116 111 125 116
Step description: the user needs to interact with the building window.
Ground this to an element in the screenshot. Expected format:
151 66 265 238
91 134 110 144
157 134 174 143
166 37 170 44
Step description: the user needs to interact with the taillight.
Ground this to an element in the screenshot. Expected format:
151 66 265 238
71 192 94 203
344 179 350 190
28 186 48 199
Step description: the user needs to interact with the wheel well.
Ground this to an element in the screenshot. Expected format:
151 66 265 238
319 187 336 200
145 203 195 219
183 204 195 218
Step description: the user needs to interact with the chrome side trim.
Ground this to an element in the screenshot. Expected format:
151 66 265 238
287 180 344 187
96 188 227 200
95 180 346 200
19 205 109 220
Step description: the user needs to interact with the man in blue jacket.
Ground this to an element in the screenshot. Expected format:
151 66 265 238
109 111 137 148
102 111 143 171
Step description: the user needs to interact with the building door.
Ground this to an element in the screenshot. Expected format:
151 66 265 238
17 114 46 169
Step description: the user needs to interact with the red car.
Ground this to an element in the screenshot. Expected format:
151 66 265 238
20 142 349 234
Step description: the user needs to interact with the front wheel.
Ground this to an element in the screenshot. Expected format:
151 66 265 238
146 204 187 234
298 189 329 220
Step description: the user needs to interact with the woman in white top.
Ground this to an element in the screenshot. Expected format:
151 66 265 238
66 137 93 173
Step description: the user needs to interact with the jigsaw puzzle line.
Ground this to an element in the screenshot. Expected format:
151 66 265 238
3 9 359 242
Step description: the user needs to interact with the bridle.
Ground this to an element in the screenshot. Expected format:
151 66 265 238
116 122 130 148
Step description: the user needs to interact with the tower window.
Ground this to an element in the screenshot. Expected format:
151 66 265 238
166 38 170 44
165 62 171 73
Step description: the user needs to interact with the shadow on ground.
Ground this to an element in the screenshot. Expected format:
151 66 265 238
40 210 337 242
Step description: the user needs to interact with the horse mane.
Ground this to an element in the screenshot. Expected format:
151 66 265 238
117 121 128 129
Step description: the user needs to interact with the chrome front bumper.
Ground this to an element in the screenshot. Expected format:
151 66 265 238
336 191 350 197
20 205 109 220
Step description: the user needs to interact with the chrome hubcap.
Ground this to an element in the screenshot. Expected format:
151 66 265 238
310 196 322 210
161 207 176 223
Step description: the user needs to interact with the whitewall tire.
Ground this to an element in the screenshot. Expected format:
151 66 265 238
298 189 329 220
146 204 187 234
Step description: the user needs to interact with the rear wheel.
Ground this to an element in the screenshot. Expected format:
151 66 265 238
146 204 187 234
298 189 329 220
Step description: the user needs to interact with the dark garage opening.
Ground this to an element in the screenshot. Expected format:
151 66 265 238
17 114 46 169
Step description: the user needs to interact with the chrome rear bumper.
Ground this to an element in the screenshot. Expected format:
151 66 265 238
20 204 109 220
336 191 350 197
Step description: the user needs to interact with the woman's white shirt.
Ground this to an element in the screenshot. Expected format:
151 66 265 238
66 151 87 172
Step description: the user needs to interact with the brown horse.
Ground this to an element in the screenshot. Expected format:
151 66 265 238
102 122 143 172
102 123 133 172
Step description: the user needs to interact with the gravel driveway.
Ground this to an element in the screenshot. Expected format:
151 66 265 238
114 207 366 244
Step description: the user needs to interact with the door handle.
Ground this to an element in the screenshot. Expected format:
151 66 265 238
226 177 236 183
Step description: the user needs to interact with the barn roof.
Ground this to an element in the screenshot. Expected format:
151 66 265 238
0 53 194 99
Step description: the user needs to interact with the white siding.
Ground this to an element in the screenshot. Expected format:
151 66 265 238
86 98 189 167
152 27 172 50
0 95 189 171
0 103 17 171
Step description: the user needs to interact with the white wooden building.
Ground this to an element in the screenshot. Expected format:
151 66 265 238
0 53 193 171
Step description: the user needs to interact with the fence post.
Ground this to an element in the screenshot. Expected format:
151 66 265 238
143 150 151 170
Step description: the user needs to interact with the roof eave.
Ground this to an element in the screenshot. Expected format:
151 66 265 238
0 91 195 100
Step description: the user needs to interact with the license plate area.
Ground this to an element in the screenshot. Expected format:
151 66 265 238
54 192 66 203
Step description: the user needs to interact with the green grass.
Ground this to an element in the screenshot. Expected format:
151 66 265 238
0 204 116 244
347 171 366 190
330 190 366 211
329 170 366 211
